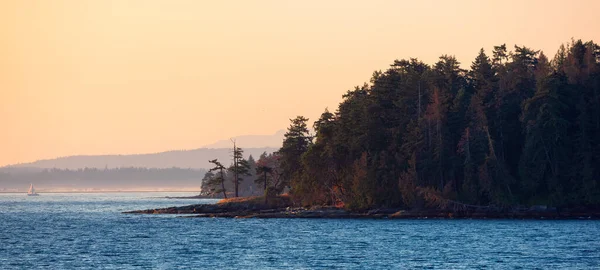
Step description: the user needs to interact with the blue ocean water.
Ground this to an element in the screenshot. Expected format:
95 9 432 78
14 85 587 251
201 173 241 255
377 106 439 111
1 193 599 269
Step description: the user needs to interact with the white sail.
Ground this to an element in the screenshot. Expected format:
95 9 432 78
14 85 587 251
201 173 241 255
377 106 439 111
27 183 39 196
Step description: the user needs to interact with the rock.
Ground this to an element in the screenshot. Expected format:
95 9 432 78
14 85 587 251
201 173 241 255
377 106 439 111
124 202 600 220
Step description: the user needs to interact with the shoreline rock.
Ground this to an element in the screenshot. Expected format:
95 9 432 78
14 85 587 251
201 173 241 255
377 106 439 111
164 195 221 199
123 202 600 219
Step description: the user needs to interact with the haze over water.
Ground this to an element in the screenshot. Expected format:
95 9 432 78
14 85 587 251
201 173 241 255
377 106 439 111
1 193 599 269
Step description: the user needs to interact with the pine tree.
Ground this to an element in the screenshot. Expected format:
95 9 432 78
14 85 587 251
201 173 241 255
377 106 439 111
519 72 571 204
229 141 250 197
280 116 313 194
255 163 272 203
208 159 227 198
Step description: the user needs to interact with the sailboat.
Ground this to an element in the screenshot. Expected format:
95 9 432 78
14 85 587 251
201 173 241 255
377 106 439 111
27 183 39 196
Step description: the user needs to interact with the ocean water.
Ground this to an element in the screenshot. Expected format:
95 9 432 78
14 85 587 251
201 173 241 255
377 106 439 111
1 193 599 269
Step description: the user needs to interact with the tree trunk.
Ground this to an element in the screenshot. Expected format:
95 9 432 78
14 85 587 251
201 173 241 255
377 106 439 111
233 140 239 197
264 171 268 204
220 168 227 199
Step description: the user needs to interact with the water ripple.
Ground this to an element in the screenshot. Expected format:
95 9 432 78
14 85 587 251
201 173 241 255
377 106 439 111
0 193 599 269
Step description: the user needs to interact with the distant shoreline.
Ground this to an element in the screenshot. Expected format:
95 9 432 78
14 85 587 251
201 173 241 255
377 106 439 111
0 190 201 194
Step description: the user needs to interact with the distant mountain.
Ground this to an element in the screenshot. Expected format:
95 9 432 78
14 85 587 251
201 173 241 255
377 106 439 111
6 147 278 170
202 130 285 148
0 132 283 191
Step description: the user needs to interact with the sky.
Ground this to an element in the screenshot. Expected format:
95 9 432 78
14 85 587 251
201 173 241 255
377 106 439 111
1 0 599 166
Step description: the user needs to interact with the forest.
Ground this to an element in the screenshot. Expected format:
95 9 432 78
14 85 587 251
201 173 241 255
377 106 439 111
204 39 600 211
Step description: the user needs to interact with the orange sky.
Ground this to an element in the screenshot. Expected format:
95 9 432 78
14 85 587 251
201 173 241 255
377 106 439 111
1 0 599 166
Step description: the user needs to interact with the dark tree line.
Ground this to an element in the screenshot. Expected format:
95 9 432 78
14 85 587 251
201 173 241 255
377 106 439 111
202 147 285 199
203 144 253 198
278 39 600 210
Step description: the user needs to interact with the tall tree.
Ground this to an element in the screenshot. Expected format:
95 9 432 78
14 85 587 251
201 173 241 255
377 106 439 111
495 45 539 176
244 155 258 195
229 140 250 197
280 116 313 194
208 159 227 198
255 162 272 203
519 72 571 204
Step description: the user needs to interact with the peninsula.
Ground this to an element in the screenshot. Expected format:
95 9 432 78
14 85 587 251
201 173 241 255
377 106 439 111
130 39 600 218
124 195 600 219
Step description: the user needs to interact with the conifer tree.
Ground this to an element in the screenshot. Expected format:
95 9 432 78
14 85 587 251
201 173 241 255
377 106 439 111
208 159 227 198
229 140 250 197
280 116 313 193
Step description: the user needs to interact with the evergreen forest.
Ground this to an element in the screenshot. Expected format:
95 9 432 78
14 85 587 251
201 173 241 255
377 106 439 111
206 40 600 211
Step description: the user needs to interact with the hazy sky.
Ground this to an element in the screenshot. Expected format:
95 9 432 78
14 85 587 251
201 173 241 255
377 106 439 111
1 0 599 166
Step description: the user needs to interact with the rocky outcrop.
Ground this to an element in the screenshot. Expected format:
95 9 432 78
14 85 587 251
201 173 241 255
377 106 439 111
123 202 600 219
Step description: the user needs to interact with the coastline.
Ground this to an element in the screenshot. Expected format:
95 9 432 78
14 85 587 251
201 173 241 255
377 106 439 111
123 196 600 220
164 195 222 199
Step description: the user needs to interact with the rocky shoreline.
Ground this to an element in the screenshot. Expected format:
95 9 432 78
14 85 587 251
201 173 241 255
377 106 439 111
123 200 600 219
164 195 221 199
